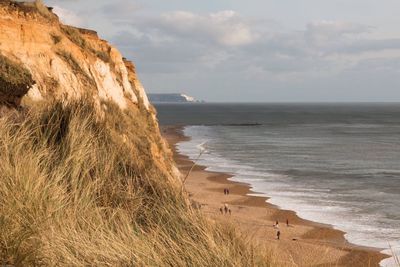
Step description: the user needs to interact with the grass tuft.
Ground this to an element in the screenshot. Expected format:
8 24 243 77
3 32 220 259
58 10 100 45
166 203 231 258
95 50 111 63
0 54 34 105
50 33 62 45
7 0 56 20
61 25 87 49
56 50 95 88
56 50 82 74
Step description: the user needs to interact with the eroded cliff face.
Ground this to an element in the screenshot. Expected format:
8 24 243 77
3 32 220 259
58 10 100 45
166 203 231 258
0 0 176 176
0 0 149 110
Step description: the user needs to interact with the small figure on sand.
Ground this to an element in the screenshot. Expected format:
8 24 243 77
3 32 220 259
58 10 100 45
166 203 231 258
228 209 231 215
219 207 223 214
286 219 289 227
224 203 229 214
276 230 281 240
274 220 279 228
226 188 230 195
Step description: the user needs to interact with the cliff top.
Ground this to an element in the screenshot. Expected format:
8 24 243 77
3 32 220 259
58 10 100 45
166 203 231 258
0 0 150 110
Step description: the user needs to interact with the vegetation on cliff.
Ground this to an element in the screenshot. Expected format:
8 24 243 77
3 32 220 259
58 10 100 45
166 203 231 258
0 54 34 105
0 99 269 266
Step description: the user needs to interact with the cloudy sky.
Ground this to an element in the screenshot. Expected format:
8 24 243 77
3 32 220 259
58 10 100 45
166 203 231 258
45 0 400 102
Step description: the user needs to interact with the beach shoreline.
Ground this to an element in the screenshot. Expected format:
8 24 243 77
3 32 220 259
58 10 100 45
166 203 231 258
162 125 389 266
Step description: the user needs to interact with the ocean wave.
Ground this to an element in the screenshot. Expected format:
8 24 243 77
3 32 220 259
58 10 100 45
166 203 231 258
179 125 400 267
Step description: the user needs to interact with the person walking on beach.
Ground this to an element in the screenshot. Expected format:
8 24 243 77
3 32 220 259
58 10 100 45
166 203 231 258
277 230 281 240
228 209 231 215
286 219 289 227
227 189 230 195
220 207 223 214
224 203 228 214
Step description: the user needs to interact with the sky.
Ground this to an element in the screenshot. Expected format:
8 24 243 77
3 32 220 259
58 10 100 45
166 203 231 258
44 0 400 102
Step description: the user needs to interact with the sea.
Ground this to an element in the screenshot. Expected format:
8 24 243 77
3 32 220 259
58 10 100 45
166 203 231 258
155 103 400 266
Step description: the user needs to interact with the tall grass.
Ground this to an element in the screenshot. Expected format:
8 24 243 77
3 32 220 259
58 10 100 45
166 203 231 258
0 99 269 266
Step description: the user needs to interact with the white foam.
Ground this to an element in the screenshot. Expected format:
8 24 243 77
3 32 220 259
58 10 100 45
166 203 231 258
179 125 400 266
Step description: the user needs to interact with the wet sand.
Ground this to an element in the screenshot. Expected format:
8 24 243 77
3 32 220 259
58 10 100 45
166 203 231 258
162 125 389 267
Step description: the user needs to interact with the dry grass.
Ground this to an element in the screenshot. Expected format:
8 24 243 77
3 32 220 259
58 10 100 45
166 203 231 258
59 26 112 64
0 54 33 95
30 0 54 19
95 50 111 63
50 33 62 45
0 54 33 98
56 50 95 88
0 99 270 266
43 76 59 92
61 25 87 49
6 0 56 20
56 50 82 74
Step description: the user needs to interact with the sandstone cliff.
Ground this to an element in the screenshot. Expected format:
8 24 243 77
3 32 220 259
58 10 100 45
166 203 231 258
0 0 148 110
0 0 174 175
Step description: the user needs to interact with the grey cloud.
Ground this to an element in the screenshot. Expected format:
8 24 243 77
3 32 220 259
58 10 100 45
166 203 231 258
53 5 84 26
98 1 141 19
305 21 371 46
111 14 400 80
333 38 400 54
349 57 400 72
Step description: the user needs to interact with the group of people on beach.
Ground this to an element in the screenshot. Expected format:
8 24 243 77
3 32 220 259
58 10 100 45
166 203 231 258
220 188 232 215
220 186 292 240
274 219 290 240
220 203 231 215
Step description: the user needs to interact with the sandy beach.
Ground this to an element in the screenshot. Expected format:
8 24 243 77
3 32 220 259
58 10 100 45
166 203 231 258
162 125 389 267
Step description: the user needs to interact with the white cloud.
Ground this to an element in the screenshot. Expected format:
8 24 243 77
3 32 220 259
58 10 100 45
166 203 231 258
160 10 257 46
53 6 83 27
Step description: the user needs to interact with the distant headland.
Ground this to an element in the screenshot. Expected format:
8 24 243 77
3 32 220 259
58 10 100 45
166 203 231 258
148 93 204 103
